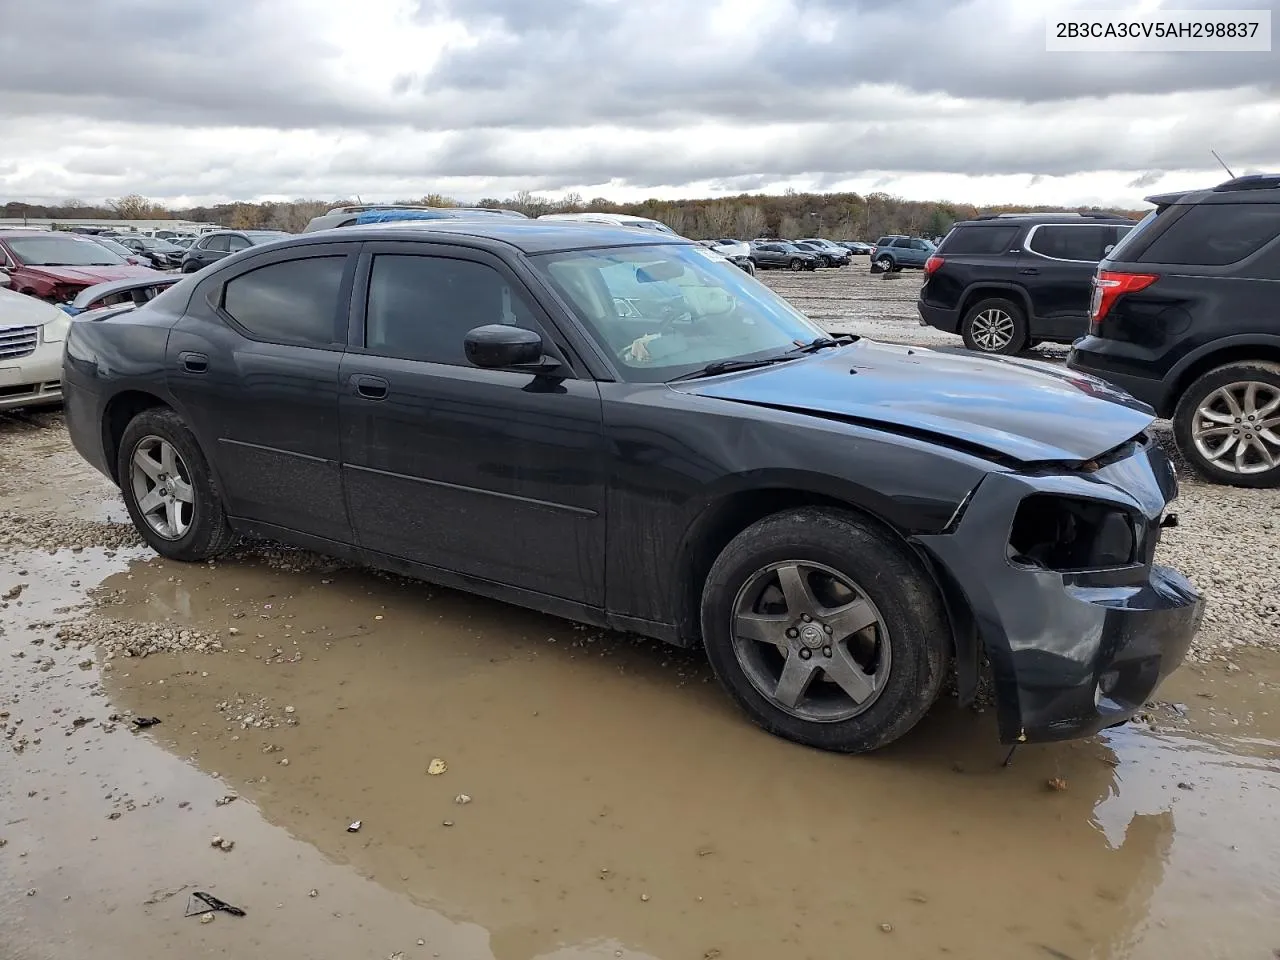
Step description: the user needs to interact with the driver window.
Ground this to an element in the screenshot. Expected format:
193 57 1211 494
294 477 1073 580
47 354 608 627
365 254 546 366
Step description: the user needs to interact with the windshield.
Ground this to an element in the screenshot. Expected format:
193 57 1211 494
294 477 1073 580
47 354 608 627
246 231 290 243
139 237 182 252
531 243 827 383
8 235 126 266
92 237 134 257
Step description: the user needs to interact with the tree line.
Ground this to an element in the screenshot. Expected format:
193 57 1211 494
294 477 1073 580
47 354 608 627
2 190 1145 240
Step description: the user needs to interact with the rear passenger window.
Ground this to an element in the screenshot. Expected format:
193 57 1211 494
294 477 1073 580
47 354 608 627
222 256 347 346
1027 225 1111 262
941 226 1019 254
364 255 544 366
1138 203 1280 266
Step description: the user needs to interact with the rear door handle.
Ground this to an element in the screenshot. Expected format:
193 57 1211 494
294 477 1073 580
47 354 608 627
1019 268 1039 275
351 374 388 400
178 351 208 373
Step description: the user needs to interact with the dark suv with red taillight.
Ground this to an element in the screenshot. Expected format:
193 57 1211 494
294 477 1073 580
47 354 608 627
1069 175 1280 488
918 214 1136 355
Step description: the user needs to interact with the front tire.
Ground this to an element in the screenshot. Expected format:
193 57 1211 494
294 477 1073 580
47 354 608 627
181 261 199 274
1173 361 1280 488
117 408 237 561
788 258 803 271
700 508 949 753
960 297 1027 355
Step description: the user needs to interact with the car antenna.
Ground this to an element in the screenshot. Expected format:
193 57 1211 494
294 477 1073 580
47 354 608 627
1210 149 1235 179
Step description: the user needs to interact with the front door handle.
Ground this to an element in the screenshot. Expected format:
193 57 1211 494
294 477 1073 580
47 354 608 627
351 374 388 400
178 351 208 373
1019 267 1039 275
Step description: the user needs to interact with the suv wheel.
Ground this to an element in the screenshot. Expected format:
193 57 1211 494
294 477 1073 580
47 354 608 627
961 298 1027 355
117 407 238 560
1174 361 1280 488
699 508 949 753
873 254 894 272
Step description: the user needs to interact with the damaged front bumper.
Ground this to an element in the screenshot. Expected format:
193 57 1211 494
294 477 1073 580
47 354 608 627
915 437 1205 745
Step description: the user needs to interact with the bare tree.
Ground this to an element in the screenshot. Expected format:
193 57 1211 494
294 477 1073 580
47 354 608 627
107 194 162 219
734 204 766 239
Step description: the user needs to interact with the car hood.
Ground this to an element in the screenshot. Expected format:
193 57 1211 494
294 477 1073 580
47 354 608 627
679 340 1156 464
22 264 163 285
0 286 66 327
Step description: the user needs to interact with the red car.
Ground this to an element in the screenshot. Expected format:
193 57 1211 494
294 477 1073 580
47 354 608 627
0 230 164 303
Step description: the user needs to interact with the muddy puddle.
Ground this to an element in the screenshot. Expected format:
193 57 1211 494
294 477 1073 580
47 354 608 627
3 539 1278 960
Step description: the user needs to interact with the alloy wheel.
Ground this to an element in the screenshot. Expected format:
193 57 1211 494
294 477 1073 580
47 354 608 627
1191 381 1280 475
129 436 195 539
730 561 891 722
969 308 1016 351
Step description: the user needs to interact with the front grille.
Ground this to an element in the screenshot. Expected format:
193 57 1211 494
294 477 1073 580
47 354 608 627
0 325 39 360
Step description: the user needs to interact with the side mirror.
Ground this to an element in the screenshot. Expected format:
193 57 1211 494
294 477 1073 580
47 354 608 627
464 324 559 372
0 268 10 289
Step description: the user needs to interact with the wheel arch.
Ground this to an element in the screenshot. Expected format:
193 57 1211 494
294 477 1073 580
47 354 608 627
671 484 970 692
1161 336 1280 418
957 283 1032 322
102 390 174 484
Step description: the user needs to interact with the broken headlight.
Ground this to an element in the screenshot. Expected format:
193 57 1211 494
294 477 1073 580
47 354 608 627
1008 495 1139 571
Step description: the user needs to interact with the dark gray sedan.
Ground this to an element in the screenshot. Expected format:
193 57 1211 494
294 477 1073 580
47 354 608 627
180 230 291 273
62 220 1203 754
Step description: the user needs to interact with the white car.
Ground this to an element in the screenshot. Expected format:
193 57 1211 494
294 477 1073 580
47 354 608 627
0 282 67 410
536 212 679 235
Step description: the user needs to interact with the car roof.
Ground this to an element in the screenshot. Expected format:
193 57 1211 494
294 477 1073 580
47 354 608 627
1147 173 1280 207
954 213 1135 226
0 229 65 239
294 218 696 254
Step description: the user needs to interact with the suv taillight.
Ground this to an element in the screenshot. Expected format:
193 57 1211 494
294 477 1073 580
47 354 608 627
1089 269 1159 334
924 255 944 275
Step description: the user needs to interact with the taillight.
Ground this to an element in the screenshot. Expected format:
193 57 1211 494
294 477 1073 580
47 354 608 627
924 255 944 275
1089 269 1158 334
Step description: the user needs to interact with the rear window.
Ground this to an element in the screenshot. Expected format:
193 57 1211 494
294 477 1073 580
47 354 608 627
222 255 347 346
940 226 1018 255
1137 203 1280 266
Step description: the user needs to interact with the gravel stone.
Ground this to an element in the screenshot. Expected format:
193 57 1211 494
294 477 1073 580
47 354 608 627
56 616 224 658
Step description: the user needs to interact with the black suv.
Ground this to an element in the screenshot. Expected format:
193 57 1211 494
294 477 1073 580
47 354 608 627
918 214 1136 354
1068 175 1280 488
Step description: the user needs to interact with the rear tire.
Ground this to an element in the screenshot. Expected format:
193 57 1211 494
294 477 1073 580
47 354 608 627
700 508 949 754
874 255 894 272
960 297 1027 355
1173 361 1280 488
117 407 237 561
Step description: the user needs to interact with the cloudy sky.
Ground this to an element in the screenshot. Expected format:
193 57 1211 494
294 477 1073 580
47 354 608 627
1 0 1277 209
